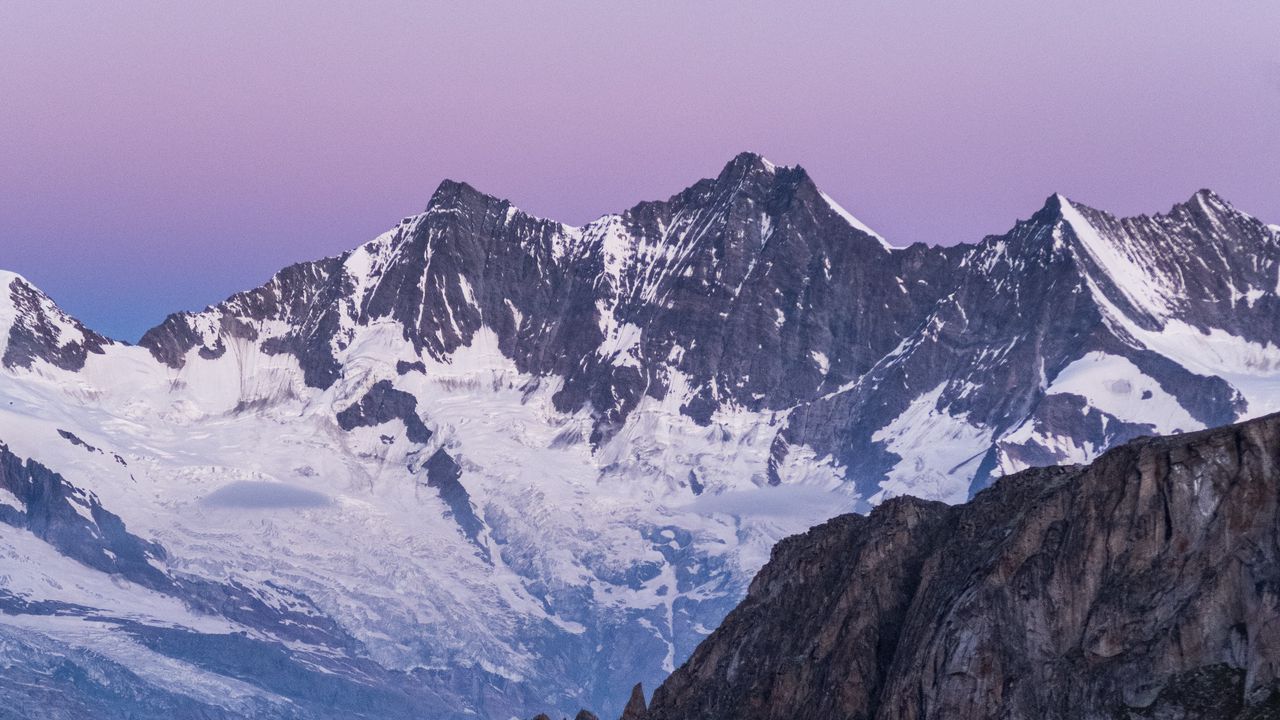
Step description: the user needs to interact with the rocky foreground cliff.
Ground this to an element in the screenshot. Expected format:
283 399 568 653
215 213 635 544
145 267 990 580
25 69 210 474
629 413 1280 719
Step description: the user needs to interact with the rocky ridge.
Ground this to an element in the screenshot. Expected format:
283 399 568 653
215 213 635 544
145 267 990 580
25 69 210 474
634 412 1280 719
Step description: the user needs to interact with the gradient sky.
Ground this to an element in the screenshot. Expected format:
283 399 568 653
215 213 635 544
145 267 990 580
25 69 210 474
3 1 1278 340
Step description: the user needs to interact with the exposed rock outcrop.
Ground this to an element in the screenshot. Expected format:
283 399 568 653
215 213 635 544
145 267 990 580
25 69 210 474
620 684 648 720
640 413 1280 719
336 379 433 444
1 273 111 371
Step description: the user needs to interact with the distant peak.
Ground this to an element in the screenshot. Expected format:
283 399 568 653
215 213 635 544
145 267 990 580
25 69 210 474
717 151 795 182
1054 193 1105 238
0 269 28 289
417 178 577 233
712 153 891 248
1037 192 1112 225
0 269 113 368
731 150 776 169
1042 192 1072 213
1189 188 1232 213
1022 193 1074 228
425 178 499 212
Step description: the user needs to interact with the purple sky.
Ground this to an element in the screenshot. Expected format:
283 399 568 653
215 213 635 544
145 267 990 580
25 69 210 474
3 1 1278 340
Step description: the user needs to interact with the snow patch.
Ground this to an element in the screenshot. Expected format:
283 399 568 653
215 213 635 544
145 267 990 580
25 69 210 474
1086 274 1280 416
1046 352 1201 434
1060 197 1176 321
871 384 991 504
0 485 22 509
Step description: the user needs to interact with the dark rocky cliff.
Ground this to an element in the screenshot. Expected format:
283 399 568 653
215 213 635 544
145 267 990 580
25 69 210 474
636 413 1280 719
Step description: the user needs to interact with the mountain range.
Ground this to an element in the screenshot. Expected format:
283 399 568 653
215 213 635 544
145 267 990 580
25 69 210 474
2 152 1278 718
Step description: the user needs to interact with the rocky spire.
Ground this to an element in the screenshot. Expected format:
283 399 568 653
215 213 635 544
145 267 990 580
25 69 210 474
619 683 647 720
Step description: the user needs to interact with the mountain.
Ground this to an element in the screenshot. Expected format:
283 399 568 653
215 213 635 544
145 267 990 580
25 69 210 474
786 189 1280 504
1 153 1278 718
0 270 113 371
636 411 1280 720
137 153 954 439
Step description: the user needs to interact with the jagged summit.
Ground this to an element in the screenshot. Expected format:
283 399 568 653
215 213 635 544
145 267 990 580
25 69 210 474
416 152 884 248
425 177 499 212
0 270 113 372
1046 191 1070 209
422 176 572 232
721 149 778 173
709 151 811 194
1027 191 1105 225
1189 186 1231 209
721 150 789 174
1025 188 1244 225
420 152 803 230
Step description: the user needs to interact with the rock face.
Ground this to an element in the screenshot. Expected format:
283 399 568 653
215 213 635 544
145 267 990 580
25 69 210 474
336 379 433 443
620 684 648 720
0 272 111 371
643 413 1280 719
0 441 167 589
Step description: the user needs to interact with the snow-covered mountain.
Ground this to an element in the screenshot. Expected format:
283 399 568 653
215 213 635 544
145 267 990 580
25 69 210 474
2 154 1278 718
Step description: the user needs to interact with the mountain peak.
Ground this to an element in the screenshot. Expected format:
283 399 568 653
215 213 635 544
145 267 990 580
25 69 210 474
1187 187 1234 215
1023 192 1076 226
425 178 505 213
706 152 894 250
1033 193 1113 229
1040 192 1072 214
725 150 781 172
715 151 800 186
0 270 44 301
1191 187 1223 203
0 269 111 371
0 269 44 313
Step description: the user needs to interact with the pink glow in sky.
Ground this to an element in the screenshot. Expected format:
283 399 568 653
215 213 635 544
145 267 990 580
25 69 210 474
2 1 1278 339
